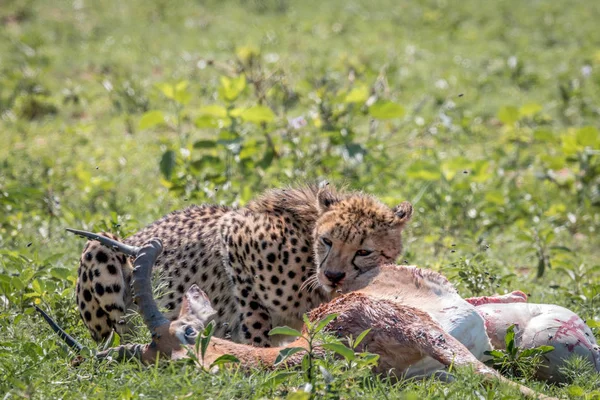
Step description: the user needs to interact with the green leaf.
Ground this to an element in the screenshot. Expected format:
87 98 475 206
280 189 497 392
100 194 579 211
353 328 371 349
484 350 506 359
344 85 369 104
157 83 175 99
139 110 165 130
195 115 220 129
497 106 520 125
313 313 338 334
240 105 275 125
193 140 217 149
519 103 542 117
219 75 246 102
368 101 405 119
269 326 302 337
274 346 305 365
198 105 228 118
587 319 600 328
159 150 176 180
50 267 72 281
576 126 600 147
209 354 240 368
322 342 355 362
200 321 215 359
505 324 516 355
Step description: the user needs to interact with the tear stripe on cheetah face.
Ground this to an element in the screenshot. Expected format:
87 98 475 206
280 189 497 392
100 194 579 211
313 192 413 293
75 183 411 347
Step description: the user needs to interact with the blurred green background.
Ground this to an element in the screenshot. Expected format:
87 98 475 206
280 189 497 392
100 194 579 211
1 0 599 398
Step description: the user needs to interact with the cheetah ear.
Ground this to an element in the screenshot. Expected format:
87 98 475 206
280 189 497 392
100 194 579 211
392 201 413 226
316 183 341 214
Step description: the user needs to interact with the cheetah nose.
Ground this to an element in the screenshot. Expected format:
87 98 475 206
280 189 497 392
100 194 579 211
324 271 346 285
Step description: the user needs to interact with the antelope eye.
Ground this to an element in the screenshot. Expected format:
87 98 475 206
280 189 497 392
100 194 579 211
321 237 332 246
184 325 197 338
355 249 372 257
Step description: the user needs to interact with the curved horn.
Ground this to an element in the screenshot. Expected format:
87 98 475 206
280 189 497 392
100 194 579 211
132 238 170 331
66 228 141 257
34 305 83 351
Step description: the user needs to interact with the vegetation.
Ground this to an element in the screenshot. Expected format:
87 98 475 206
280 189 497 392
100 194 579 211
1 0 599 398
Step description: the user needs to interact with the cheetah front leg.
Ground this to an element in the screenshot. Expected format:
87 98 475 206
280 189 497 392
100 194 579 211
232 288 275 347
74 231 136 342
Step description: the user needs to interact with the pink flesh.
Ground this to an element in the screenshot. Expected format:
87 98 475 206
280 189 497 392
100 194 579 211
465 291 528 306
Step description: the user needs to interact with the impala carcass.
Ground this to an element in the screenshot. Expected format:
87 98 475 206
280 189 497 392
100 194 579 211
39 234 561 399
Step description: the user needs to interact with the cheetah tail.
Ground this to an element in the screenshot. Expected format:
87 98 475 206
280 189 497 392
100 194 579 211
34 305 83 352
65 228 141 257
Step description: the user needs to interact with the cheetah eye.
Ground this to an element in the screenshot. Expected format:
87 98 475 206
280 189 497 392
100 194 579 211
321 237 332 246
355 250 372 257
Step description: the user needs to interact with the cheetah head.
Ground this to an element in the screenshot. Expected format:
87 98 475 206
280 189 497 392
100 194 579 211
313 187 413 293
170 284 217 346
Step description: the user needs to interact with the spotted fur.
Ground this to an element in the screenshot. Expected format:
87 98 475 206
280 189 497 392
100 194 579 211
75 184 412 346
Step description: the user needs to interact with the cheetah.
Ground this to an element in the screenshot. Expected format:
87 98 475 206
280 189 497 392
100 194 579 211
75 183 413 346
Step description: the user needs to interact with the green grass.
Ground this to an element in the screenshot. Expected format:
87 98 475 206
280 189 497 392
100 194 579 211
1 0 600 398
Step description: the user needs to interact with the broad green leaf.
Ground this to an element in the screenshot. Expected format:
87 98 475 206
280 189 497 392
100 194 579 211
50 267 72 281
576 126 599 147
157 83 174 99
587 319 600 328
344 85 369 104
31 279 43 295
497 106 520 125
274 346 305 365
139 110 165 130
174 90 192 106
519 103 542 117
159 150 176 180
240 105 275 124
193 140 217 149
198 105 228 118
368 101 405 119
353 328 372 349
269 326 302 337
219 75 246 102
322 342 355 361
484 350 506 358
195 116 220 129
210 354 240 368
313 313 338 334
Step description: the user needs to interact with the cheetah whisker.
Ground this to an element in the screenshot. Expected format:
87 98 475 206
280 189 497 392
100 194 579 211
66 228 141 256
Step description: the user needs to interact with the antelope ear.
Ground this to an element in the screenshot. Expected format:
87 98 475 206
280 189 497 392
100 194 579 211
316 183 340 214
179 284 215 319
392 201 413 225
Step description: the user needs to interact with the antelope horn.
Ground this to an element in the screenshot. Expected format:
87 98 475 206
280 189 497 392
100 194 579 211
66 228 141 257
34 305 83 351
132 238 170 331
